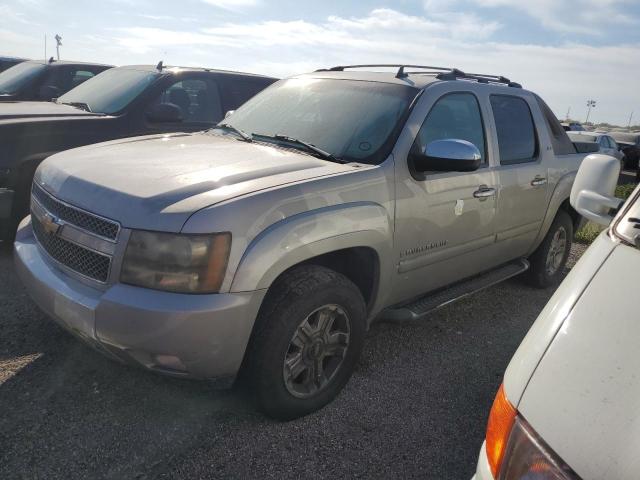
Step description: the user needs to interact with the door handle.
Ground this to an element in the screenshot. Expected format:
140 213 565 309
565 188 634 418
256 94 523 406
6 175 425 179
531 176 547 187
473 186 496 199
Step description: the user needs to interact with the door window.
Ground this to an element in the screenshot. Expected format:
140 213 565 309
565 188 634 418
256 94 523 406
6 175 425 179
70 70 95 89
490 95 537 165
153 78 223 123
413 92 486 165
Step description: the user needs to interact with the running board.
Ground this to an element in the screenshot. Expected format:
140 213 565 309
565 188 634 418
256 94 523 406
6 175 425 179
381 259 529 322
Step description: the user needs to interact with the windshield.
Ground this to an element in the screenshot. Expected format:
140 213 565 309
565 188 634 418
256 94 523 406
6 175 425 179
57 68 160 114
0 61 46 94
222 78 418 163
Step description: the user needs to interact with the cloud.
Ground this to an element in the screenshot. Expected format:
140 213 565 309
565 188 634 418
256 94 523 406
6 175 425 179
470 0 636 34
110 8 639 125
201 0 259 11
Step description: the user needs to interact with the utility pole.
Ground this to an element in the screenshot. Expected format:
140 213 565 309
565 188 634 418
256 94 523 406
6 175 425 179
44 34 47 61
55 34 62 60
628 111 634 128
585 99 596 124
565 107 571 121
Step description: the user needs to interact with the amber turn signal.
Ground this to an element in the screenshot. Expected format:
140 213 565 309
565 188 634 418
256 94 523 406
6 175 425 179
485 383 516 478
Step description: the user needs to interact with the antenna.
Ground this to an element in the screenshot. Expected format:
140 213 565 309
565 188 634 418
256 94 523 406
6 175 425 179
48 56 55 64
156 60 163 72
54 34 62 60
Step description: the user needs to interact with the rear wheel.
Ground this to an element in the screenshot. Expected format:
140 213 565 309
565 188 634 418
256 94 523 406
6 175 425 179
527 210 573 288
242 265 366 420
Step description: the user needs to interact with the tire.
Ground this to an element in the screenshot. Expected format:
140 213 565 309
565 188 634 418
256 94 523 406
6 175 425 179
527 210 573 288
242 265 366 420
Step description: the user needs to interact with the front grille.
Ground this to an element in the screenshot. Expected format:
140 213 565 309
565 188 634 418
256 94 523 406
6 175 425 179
32 184 120 241
32 216 111 282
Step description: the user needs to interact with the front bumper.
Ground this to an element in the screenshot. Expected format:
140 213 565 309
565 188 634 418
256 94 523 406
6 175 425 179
14 219 266 384
472 442 494 480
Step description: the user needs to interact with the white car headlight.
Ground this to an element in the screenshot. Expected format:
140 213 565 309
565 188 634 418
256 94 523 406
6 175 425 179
121 230 231 293
497 416 578 480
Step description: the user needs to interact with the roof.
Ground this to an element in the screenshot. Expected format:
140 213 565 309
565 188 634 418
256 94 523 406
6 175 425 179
25 59 113 68
0 56 28 62
304 64 522 90
116 64 277 79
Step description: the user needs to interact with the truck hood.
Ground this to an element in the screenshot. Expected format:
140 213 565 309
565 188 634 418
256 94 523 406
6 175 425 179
0 101 101 119
35 132 356 232
518 243 640 480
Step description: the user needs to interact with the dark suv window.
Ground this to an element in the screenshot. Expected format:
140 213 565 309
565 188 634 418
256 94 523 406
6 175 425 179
413 92 486 164
155 78 223 123
491 95 537 165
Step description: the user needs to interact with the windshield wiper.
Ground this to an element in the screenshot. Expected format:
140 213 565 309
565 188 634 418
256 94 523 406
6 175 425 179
255 134 346 163
58 101 92 112
212 123 252 142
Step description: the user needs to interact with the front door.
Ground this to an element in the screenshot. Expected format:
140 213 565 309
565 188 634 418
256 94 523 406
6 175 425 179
391 90 499 304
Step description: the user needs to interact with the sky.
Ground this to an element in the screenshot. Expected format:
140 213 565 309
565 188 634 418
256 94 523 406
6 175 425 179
2 0 640 126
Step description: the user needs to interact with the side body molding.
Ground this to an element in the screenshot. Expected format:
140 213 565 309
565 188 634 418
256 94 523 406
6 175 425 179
230 202 394 317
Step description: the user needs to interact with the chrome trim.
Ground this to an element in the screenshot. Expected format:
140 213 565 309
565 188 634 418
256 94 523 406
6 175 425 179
30 191 114 285
32 183 121 242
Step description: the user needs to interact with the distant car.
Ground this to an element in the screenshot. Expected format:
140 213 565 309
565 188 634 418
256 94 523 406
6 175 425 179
0 56 27 73
610 132 640 170
0 64 277 240
567 131 624 162
561 121 585 131
0 58 112 102
472 155 638 480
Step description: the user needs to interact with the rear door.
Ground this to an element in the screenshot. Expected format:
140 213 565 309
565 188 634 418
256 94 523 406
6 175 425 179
491 94 550 261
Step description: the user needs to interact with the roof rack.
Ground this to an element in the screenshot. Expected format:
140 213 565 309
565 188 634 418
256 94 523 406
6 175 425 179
316 64 522 88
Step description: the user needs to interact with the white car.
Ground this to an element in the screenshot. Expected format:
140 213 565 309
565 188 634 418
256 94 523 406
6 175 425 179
567 131 624 162
473 154 639 480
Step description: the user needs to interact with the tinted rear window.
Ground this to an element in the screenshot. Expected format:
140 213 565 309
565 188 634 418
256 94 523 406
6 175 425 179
491 95 537 165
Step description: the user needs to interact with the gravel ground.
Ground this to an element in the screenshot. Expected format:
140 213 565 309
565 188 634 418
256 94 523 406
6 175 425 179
0 244 587 480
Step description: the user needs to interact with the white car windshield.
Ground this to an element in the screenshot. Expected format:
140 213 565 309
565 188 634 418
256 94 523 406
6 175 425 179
57 68 160 114
222 78 419 164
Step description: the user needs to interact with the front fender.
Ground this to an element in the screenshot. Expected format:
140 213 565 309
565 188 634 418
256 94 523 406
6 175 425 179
230 202 393 312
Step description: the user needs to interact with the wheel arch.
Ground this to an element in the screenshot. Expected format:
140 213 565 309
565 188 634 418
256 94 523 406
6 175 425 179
230 202 394 319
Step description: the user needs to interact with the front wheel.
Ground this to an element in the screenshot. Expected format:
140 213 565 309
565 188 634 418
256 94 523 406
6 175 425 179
527 210 573 288
242 265 366 420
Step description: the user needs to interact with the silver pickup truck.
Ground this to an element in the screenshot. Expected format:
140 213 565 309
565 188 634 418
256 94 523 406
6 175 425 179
14 65 593 420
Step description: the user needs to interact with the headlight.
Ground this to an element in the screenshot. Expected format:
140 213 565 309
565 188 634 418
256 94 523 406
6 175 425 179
497 416 578 480
121 230 231 293
485 384 578 479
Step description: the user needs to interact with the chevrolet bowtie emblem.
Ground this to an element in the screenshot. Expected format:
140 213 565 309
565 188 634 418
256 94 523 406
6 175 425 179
41 212 63 235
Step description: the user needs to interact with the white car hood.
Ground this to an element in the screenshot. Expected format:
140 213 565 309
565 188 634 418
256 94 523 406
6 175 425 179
518 242 640 480
35 132 354 232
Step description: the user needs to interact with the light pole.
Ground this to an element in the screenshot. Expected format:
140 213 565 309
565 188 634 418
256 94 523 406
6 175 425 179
55 34 62 60
628 111 634 128
585 99 596 124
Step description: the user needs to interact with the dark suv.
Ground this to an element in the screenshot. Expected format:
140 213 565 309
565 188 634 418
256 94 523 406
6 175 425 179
0 64 277 241
0 58 112 102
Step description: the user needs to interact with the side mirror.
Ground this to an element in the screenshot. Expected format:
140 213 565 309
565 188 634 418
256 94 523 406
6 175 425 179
146 103 183 123
224 110 235 119
38 85 60 101
570 154 622 226
411 139 482 173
